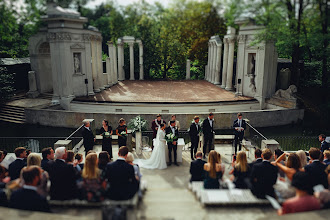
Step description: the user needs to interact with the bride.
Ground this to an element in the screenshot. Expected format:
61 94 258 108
135 123 167 169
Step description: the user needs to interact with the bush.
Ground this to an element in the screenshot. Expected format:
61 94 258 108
0 67 15 103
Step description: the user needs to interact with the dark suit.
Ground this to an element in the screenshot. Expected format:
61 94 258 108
189 122 201 159
9 188 50 212
8 158 26 180
304 161 328 188
233 118 246 154
250 161 278 198
104 159 138 200
248 158 263 170
321 141 329 153
190 159 206 182
82 127 94 155
0 188 7 207
165 126 179 164
48 159 79 200
41 159 52 172
323 159 330 166
202 118 214 155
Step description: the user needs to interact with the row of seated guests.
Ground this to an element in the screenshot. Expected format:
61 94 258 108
0 146 140 212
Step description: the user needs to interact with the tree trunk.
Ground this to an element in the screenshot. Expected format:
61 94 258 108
319 0 328 88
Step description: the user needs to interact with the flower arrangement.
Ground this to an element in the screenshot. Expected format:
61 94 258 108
188 117 204 133
128 115 148 133
120 131 127 137
103 131 111 138
165 133 178 143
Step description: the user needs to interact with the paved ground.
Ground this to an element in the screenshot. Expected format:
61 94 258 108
74 80 254 103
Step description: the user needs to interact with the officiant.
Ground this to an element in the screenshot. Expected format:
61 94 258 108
151 114 166 150
233 113 246 155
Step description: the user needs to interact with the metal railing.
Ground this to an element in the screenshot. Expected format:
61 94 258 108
245 122 268 148
268 136 319 151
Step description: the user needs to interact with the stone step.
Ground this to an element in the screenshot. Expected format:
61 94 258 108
0 104 26 124
0 111 25 118
0 115 25 124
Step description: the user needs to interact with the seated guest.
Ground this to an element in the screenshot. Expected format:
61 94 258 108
304 147 328 188
75 153 84 171
190 151 206 182
9 166 50 212
230 151 250 189
251 148 278 198
203 150 224 189
0 165 8 207
41 147 54 172
323 150 330 165
98 151 110 171
81 153 106 202
278 172 320 215
8 147 27 180
315 189 330 209
296 150 308 168
48 147 79 200
274 149 286 178
273 153 303 181
248 148 262 169
0 151 4 163
104 146 138 200
319 134 329 153
126 152 142 181
65 150 75 164
327 165 330 187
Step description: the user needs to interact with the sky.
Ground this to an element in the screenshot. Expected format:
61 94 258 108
85 0 171 8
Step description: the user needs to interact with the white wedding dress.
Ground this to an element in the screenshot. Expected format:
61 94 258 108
135 128 167 169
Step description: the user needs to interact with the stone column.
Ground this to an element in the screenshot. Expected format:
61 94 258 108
206 42 211 81
209 42 214 83
214 42 222 85
186 59 191 79
27 71 39 98
97 40 105 90
235 35 247 95
138 41 144 80
107 42 114 86
225 36 236 90
221 38 229 88
106 57 112 85
112 43 118 82
205 65 208 80
117 41 124 81
129 42 134 80
212 41 217 84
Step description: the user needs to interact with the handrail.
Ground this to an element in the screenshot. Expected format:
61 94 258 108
246 122 268 140
65 124 84 140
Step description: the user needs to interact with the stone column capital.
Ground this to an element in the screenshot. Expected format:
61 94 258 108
237 35 247 43
107 41 114 46
227 36 236 44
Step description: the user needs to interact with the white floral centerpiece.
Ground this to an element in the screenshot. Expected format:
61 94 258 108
127 115 148 133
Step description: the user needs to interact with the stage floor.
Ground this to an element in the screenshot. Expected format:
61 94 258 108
75 80 254 103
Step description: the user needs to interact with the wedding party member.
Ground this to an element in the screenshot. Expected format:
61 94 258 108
104 146 138 200
189 151 206 182
202 112 214 158
324 150 330 165
151 114 166 149
82 121 95 156
233 113 246 155
251 148 278 198
10 166 50 212
296 150 308 168
166 120 179 166
319 134 329 153
116 118 128 147
248 148 262 169
9 147 27 180
100 119 113 159
304 147 328 188
41 147 54 172
98 151 110 171
81 153 106 202
203 150 224 189
189 116 201 160
168 114 180 131
278 172 320 215
230 151 250 189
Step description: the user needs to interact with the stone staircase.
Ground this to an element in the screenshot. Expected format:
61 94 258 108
0 104 25 124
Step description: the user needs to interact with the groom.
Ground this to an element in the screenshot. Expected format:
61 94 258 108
166 120 179 166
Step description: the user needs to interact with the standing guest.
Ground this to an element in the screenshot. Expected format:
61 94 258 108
230 151 251 189
296 150 308 168
41 147 54 172
8 147 27 180
304 147 328 188
81 153 106 202
189 116 201 160
116 118 128 148
47 147 79 200
151 114 166 150
82 121 95 156
165 120 179 166
9 166 50 212
249 148 263 169
251 148 278 198
202 112 215 158
278 172 320 215
104 146 138 200
233 113 246 155
203 150 224 189
189 151 206 182
319 134 329 153
100 119 113 160
98 151 110 171
168 114 180 131
274 149 286 178
323 150 330 165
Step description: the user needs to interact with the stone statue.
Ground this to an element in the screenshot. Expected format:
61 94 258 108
248 54 256 93
74 54 80 73
274 85 297 100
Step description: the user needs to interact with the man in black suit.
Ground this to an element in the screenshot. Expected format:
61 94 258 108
41 147 54 172
104 146 138 200
304 147 328 188
8 147 27 180
166 120 179 166
47 147 79 200
319 134 329 153
189 116 201 160
250 148 278 198
82 121 95 156
233 112 247 155
248 148 263 169
9 166 50 212
202 112 214 158
189 151 206 182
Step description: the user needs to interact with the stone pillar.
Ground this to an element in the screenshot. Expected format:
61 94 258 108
186 59 191 79
97 40 105 90
129 42 134 80
112 43 118 82
235 35 246 95
209 42 214 83
106 57 112 85
117 41 124 81
221 38 229 88
206 42 211 81
107 42 114 86
214 42 222 85
225 37 235 90
27 71 39 98
138 41 144 80
205 65 208 80
212 41 217 84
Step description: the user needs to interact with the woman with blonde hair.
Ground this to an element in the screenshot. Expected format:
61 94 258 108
203 150 225 189
296 150 307 168
230 151 250 189
116 118 127 147
81 153 106 202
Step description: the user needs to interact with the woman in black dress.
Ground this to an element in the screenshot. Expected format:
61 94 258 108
100 119 113 159
116 118 127 147
229 151 250 189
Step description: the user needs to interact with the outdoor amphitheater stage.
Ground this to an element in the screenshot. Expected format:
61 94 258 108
74 80 255 104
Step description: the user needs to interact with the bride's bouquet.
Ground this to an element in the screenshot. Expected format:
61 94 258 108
165 133 178 143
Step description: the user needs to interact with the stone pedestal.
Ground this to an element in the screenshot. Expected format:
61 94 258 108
27 71 40 98
135 131 142 155
278 68 291 90
186 59 191 80
127 130 133 152
54 140 72 150
261 139 280 153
